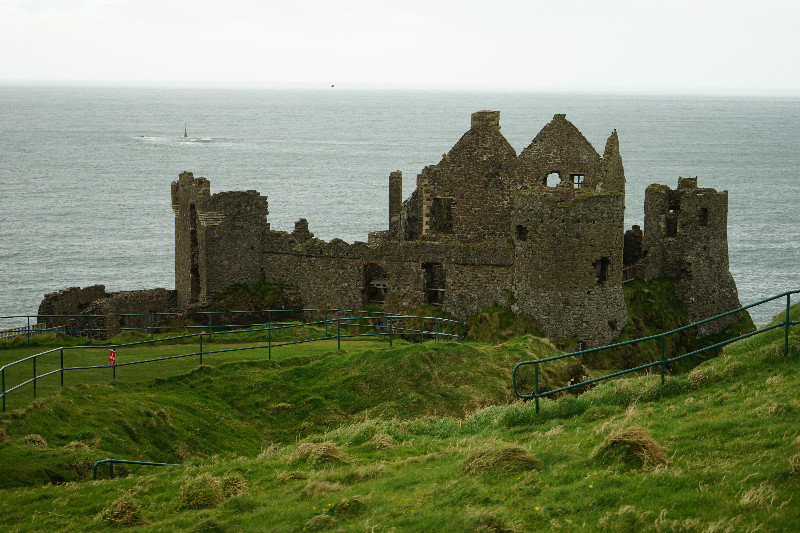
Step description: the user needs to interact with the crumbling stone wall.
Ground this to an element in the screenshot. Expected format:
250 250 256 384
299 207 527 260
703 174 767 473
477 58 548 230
164 111 741 349
511 190 627 347
642 177 742 335
38 286 178 338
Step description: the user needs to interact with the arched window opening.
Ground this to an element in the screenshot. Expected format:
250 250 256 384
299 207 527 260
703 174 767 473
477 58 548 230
546 172 560 188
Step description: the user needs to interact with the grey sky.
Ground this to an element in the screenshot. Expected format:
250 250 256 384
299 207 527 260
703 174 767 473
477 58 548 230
1 0 798 94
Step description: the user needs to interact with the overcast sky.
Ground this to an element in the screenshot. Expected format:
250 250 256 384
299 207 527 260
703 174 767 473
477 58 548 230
1 0 798 95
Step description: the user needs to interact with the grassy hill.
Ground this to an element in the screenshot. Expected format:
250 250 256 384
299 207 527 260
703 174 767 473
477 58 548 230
0 303 796 531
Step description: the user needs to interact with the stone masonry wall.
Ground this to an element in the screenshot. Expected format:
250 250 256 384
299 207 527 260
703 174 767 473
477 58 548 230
511 189 628 347
642 178 742 335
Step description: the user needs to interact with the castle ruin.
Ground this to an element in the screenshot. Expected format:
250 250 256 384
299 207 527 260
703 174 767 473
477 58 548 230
170 111 742 347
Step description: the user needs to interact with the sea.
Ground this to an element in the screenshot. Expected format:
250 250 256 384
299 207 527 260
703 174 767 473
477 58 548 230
1 87 799 326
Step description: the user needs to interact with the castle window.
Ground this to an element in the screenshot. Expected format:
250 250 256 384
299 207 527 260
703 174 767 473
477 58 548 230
593 257 610 285
699 207 709 226
363 263 388 305
546 172 560 188
430 196 454 233
515 225 528 241
189 203 200 303
422 262 445 305
666 209 678 237
571 174 585 189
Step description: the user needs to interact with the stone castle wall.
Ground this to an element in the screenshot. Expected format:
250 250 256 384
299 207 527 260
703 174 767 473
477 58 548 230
642 177 742 335
511 190 627 346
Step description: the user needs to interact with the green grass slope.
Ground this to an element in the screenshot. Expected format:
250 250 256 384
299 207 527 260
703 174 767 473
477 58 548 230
0 305 797 531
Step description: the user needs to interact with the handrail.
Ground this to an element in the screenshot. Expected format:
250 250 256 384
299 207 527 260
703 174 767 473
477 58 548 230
0 312 464 411
92 459 179 480
512 290 799 412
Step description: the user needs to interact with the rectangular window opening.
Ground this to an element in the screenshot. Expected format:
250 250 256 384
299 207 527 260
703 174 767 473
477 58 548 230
571 174 585 189
422 262 445 306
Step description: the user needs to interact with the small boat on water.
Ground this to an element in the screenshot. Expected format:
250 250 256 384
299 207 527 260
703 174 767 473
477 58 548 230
184 123 187 138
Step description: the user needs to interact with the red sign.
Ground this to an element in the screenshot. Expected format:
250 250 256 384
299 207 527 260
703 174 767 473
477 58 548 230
109 349 116 365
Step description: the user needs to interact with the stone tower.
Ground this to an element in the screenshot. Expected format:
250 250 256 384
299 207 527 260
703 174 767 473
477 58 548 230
642 177 742 335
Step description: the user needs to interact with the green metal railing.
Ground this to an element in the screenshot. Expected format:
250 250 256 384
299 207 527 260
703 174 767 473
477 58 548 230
92 459 179 480
0 312 463 412
0 307 420 342
513 290 799 412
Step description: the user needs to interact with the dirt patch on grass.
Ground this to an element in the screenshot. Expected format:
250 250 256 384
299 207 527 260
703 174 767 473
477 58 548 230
463 443 540 475
592 426 667 468
180 473 223 509
292 442 347 465
98 495 149 526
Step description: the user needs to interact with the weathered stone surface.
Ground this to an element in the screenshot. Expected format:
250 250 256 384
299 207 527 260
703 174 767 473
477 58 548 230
166 111 741 347
642 178 742 335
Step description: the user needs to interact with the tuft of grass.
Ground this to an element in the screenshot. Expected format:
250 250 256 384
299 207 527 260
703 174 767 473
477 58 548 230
790 454 800 475
369 432 395 450
0 427 6 443
292 442 347 465
598 505 651 533
303 513 337 531
220 473 248 498
466 305 542 344
463 443 540 475
180 473 223 509
739 483 776 509
97 494 149 526
21 434 47 447
330 496 366 519
301 480 341 498
592 426 667 468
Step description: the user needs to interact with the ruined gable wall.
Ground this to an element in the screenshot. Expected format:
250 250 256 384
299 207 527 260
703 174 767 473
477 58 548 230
643 178 742 335
518 114 602 189
511 190 627 347
421 111 523 243
598 130 625 194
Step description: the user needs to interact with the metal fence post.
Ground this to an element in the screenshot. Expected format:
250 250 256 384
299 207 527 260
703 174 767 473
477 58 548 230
109 461 114 479
659 336 666 385
60 348 64 387
88 316 93 340
434 319 438 342
268 310 272 326
33 356 37 399
337 319 341 350
149 313 154 340
268 326 272 360
785 294 791 357
27 316 30 345
389 317 393 347
207 314 212 334
199 334 203 365
325 310 328 336
534 362 540 414
2 368 5 412
420 316 424 343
